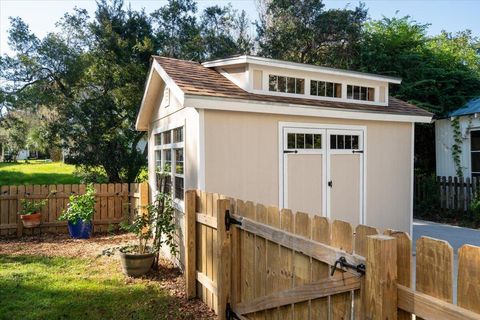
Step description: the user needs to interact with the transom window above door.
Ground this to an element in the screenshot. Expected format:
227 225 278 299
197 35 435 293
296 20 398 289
330 134 359 150
287 133 322 149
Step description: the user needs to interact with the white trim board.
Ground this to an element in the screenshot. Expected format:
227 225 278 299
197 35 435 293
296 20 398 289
185 95 432 124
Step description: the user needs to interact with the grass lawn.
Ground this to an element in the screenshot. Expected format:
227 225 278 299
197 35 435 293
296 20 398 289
0 160 79 185
0 234 214 320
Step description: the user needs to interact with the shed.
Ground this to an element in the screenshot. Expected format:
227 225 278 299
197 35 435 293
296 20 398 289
435 97 480 178
135 55 432 267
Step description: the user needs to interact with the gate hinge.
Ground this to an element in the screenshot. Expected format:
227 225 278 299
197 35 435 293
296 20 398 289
331 256 366 276
225 209 242 231
226 303 241 320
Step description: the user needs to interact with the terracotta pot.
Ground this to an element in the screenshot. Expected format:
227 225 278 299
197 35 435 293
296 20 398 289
20 212 42 228
119 251 155 277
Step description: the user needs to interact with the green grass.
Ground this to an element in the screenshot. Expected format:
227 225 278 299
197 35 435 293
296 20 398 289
0 255 182 320
0 160 79 185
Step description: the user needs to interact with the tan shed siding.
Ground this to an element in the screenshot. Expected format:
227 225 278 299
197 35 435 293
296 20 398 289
253 69 263 90
203 110 412 232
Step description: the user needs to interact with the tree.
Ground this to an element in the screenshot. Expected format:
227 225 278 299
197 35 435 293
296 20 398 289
256 0 367 68
1 0 153 182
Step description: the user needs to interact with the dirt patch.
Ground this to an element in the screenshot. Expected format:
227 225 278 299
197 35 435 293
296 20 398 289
0 233 216 319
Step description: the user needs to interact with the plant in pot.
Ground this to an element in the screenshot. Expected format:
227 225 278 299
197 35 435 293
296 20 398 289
107 171 177 277
18 199 48 228
58 184 96 239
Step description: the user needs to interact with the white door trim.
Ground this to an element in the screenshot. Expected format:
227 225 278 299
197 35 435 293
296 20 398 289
279 122 367 224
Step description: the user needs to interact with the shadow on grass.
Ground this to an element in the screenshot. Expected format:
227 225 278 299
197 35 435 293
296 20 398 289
0 255 186 320
0 171 80 185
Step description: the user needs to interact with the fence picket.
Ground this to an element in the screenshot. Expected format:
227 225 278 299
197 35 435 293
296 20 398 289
254 204 267 320
265 206 281 319
331 220 353 320
279 209 294 319
293 212 311 319
457 245 480 314
416 237 453 320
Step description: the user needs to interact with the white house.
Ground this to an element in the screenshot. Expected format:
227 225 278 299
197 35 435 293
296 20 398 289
435 97 480 178
135 55 432 267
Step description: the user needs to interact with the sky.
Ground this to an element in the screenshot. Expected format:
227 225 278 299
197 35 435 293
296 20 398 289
1 0 480 55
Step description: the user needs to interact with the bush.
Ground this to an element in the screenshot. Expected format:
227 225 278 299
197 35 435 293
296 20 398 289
74 166 109 184
58 184 96 223
135 166 148 183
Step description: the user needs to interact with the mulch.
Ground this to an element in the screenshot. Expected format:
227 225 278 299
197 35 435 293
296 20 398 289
0 233 216 319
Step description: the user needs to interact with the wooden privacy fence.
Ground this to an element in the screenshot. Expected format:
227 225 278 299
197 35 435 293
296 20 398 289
0 182 148 236
415 175 480 211
185 189 480 320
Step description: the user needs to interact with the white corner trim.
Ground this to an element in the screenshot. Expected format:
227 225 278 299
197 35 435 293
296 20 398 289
185 95 432 124
410 123 415 237
152 61 185 105
197 109 206 190
136 66 156 131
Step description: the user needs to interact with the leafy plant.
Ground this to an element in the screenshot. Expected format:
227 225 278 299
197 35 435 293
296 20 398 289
470 193 480 227
58 184 96 223
450 117 463 177
18 199 47 215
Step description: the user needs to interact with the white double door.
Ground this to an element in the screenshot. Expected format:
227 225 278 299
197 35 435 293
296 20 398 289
281 125 365 225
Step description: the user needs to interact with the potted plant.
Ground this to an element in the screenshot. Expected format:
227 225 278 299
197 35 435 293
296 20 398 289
58 184 96 239
105 171 177 277
18 199 47 228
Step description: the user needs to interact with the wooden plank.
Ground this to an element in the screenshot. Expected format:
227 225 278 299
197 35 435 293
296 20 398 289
217 198 231 320
49 185 57 233
241 201 256 313
0 186 9 236
457 245 480 314
384 230 412 320
196 212 218 229
196 271 217 296
23 185 32 236
265 206 281 319
311 216 331 320
254 204 267 320
231 213 365 271
416 236 453 305
365 235 397 319
398 285 480 320
230 200 242 309
185 190 196 299
212 193 219 313
121 183 129 219
100 184 108 233
293 212 311 319
236 274 361 316
114 183 121 219
354 224 379 319
195 191 204 301
331 220 353 320
278 209 294 319
205 192 213 310
16 185 24 236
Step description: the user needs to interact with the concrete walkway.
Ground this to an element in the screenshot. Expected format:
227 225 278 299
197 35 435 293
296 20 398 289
412 219 480 302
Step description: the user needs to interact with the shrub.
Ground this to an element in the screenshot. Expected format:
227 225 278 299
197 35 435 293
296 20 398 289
58 184 96 223
74 166 109 184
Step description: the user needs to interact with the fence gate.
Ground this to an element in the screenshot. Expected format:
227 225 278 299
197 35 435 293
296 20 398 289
184 190 389 320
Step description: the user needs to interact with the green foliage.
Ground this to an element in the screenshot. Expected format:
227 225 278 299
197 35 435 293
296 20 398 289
135 166 148 183
18 199 47 215
73 166 109 184
256 0 367 67
414 173 440 218
469 193 480 226
450 117 464 177
58 184 96 223
116 172 177 261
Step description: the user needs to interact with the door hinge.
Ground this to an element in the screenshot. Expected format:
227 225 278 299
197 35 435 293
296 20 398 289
226 303 241 320
330 256 366 276
352 150 364 154
225 210 242 231
283 150 298 154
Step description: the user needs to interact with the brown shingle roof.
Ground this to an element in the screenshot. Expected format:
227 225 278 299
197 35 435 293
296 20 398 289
154 56 432 117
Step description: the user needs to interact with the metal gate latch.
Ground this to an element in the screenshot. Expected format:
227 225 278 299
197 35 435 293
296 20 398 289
225 210 242 231
226 303 241 320
331 256 366 276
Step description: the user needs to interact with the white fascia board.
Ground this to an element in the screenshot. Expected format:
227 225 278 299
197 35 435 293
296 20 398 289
202 55 402 84
135 60 186 131
184 94 432 123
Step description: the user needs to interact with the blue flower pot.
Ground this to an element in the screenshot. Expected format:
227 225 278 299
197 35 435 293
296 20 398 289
67 219 92 239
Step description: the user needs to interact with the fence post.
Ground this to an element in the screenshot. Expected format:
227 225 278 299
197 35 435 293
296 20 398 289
216 199 231 320
365 235 397 320
185 190 197 299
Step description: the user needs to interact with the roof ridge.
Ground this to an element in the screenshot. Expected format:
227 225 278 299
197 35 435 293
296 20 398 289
153 55 200 64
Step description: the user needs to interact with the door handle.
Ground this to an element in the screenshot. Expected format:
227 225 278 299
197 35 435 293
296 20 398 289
328 180 333 188
352 150 364 154
283 150 298 154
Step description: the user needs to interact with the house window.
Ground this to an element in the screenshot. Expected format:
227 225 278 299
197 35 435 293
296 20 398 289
153 126 185 201
287 133 322 149
154 133 161 146
269 75 305 94
310 80 342 98
471 130 480 178
330 135 359 150
347 85 375 101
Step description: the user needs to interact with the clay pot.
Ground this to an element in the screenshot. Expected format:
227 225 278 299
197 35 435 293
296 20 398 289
20 212 42 228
